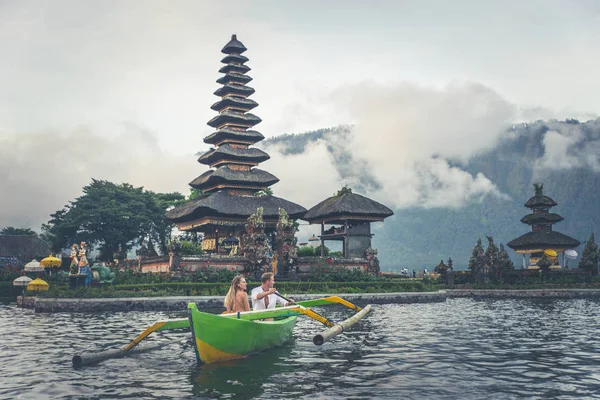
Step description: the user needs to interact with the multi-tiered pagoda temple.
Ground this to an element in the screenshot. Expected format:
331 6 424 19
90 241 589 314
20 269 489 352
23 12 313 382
166 35 306 253
507 183 580 269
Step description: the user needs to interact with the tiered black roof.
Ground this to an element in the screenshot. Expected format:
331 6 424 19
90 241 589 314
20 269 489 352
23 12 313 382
165 35 306 229
304 191 394 224
206 111 261 129
189 167 279 191
507 184 579 251
204 128 264 145
520 213 564 225
210 97 258 113
221 34 247 54
198 145 270 166
216 73 253 86
166 191 306 223
507 231 580 251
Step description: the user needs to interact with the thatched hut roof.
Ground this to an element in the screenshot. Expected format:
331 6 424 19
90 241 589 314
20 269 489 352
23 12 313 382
219 64 251 74
189 167 278 191
207 110 261 129
213 83 255 98
507 231 580 252
0 235 51 263
165 191 306 222
304 192 393 224
520 213 564 225
211 97 258 113
221 54 249 64
221 34 247 54
525 194 558 208
216 73 253 86
198 145 270 166
204 128 264 145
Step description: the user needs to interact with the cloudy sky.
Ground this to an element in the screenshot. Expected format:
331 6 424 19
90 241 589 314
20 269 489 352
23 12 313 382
1 0 599 235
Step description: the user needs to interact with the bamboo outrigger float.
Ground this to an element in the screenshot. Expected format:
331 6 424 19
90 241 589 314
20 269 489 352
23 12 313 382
73 296 371 367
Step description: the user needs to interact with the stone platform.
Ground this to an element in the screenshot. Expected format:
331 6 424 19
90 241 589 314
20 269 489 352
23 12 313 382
18 291 447 313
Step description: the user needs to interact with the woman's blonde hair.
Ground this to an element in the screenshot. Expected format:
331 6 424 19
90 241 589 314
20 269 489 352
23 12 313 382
224 274 245 310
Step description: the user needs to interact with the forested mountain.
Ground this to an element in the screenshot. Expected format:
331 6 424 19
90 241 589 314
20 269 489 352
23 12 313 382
261 119 600 271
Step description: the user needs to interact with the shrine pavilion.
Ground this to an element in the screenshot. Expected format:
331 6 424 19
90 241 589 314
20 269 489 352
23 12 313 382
165 35 306 253
303 187 394 258
507 183 580 269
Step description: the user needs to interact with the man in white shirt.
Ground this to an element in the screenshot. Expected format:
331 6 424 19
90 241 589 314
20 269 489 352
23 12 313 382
251 272 294 310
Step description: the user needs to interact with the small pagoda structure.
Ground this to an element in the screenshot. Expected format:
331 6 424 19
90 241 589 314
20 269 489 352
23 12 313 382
166 35 306 253
303 187 393 259
507 183 580 269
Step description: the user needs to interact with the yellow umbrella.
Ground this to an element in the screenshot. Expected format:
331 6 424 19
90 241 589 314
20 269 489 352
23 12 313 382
544 249 558 257
27 278 49 292
40 254 62 268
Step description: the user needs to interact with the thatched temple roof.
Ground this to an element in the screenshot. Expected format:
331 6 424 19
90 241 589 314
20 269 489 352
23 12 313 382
525 194 558 208
198 145 270 165
210 97 258 113
221 54 249 64
165 191 306 223
213 83 255 98
304 192 393 224
207 110 261 129
203 128 264 145
216 73 253 86
507 231 580 252
189 167 279 191
520 213 564 225
219 64 251 74
221 34 247 54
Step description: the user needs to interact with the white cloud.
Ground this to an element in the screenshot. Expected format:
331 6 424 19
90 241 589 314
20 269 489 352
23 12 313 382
0 125 195 231
325 81 515 209
534 120 600 173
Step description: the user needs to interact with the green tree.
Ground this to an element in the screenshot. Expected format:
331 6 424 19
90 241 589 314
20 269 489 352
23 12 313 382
484 236 500 277
187 188 204 201
434 260 449 277
297 245 330 257
468 238 486 276
150 192 185 255
496 244 515 276
537 253 553 275
0 227 37 236
578 233 599 275
42 179 183 261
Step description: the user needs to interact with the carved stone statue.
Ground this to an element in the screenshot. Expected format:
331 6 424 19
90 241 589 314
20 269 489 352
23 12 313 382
240 208 269 275
364 246 380 274
69 243 80 275
276 208 298 276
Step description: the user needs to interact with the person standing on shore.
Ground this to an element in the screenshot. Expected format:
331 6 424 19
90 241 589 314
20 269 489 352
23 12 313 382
251 272 294 311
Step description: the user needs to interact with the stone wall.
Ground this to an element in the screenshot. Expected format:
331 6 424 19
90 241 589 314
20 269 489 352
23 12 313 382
445 289 600 299
20 291 447 313
295 257 368 274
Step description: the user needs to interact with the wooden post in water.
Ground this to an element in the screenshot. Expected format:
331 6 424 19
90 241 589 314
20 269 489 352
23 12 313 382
313 305 372 346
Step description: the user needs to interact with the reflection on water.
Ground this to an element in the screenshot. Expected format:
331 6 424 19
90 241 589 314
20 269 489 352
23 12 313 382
1 298 600 399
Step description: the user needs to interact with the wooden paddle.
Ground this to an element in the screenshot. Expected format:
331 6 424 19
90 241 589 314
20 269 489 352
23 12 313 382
274 291 294 304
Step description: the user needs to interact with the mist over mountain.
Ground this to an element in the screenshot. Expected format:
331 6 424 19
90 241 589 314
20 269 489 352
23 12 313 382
261 119 600 271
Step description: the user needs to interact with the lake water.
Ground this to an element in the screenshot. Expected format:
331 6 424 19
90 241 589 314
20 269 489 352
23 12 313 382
1 298 600 399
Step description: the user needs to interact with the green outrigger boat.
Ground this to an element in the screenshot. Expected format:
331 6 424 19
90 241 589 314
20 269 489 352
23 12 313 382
73 296 371 367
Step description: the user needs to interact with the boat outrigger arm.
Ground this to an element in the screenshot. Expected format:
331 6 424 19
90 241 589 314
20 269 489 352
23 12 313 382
72 296 371 367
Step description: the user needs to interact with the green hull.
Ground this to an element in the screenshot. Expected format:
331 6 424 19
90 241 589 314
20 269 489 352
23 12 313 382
188 303 297 364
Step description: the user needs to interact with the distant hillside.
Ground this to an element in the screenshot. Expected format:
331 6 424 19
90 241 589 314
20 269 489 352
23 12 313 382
262 119 600 271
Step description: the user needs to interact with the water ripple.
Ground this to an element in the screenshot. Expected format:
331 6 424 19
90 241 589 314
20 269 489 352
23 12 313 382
2 298 600 398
